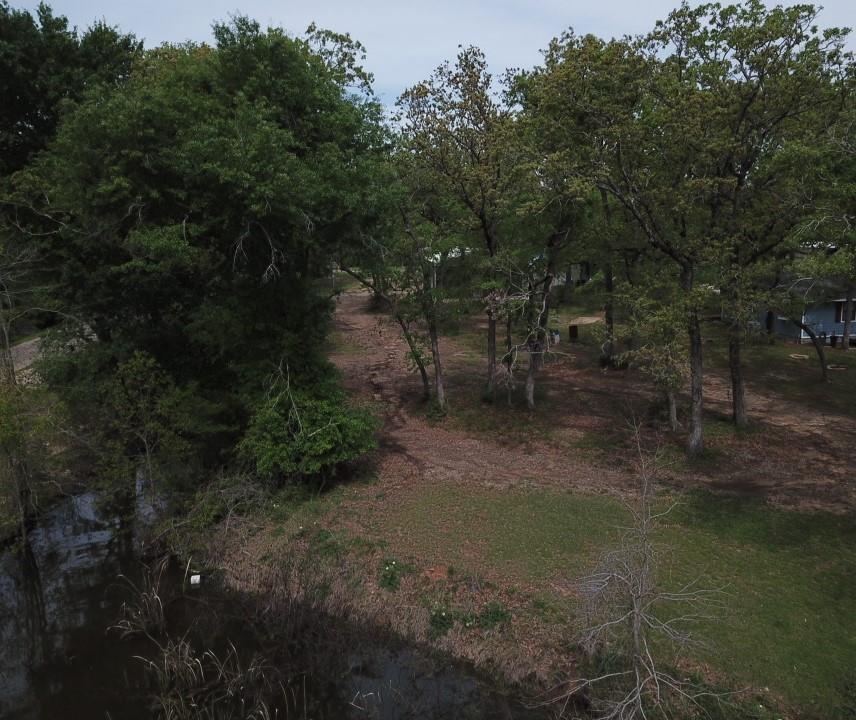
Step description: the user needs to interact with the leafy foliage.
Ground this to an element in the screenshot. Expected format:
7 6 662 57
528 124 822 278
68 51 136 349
10 16 384 487
240 380 377 481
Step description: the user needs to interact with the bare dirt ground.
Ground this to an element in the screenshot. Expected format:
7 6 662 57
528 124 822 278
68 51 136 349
331 290 855 514
9 336 42 386
11 337 40 372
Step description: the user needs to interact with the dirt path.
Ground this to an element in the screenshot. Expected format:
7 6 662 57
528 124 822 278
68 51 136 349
330 291 632 498
331 290 855 513
10 337 41 384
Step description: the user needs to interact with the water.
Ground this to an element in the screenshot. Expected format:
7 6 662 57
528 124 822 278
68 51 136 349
0 492 548 719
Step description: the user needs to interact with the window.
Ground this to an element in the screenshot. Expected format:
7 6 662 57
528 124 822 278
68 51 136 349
835 302 856 323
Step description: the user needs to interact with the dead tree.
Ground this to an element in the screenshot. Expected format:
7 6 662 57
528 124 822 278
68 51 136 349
548 431 724 719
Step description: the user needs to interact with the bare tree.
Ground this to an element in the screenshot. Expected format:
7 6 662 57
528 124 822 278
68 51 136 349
549 431 725 719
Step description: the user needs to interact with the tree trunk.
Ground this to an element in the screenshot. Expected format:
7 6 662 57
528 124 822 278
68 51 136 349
792 317 828 382
728 324 748 427
339 267 431 402
682 264 704 457
486 312 497 400
563 263 574 304
602 263 615 367
524 236 559 412
599 190 615 368
843 285 853 351
687 310 704 456
0 316 16 385
505 314 513 407
395 314 430 400
427 314 446 412
422 262 447 411
525 356 536 410
666 388 679 432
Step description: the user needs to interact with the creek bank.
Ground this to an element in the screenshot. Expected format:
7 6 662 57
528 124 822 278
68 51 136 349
1 488 555 719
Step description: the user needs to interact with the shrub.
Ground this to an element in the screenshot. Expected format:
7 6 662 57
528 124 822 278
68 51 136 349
429 605 454 638
476 601 510 629
378 557 408 591
240 386 376 481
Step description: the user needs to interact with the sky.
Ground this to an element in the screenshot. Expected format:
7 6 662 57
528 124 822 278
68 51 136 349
15 0 856 104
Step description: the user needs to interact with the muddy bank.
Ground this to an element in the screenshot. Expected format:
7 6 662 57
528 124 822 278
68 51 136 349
0 489 554 719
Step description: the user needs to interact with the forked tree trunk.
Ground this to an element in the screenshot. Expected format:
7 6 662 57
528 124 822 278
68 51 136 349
792 317 828 382
843 285 853 351
728 324 748 427
395 315 430 401
525 237 559 411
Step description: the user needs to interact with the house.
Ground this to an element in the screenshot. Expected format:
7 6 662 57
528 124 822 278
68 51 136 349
766 298 856 346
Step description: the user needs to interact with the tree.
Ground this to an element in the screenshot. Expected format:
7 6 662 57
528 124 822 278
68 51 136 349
10 17 386 484
554 434 723 719
0 3 142 382
398 47 523 400
650 1 850 427
525 2 850 451
805 81 856 350
528 31 712 454
0 1 141 176
616 274 690 432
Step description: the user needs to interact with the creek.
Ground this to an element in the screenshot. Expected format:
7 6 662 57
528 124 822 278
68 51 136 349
0 489 549 719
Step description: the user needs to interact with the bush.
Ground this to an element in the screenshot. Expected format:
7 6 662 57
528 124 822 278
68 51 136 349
240 387 377 481
378 557 410 591
429 605 454 638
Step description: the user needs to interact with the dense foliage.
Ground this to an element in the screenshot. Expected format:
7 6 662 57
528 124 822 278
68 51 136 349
3 13 384 489
0 0 853 485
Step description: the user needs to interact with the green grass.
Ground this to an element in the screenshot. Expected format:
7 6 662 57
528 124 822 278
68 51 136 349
376 482 856 716
666 493 856 717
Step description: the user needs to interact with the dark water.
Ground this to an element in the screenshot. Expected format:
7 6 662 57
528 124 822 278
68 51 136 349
0 491 548 719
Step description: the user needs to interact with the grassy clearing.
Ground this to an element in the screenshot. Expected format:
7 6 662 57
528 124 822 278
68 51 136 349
355 481 856 716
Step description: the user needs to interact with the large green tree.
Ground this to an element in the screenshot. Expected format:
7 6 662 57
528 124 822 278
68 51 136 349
398 48 524 400
525 2 850 453
11 17 383 485
0 2 141 381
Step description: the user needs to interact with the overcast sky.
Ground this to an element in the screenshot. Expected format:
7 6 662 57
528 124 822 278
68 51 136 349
14 1 856 103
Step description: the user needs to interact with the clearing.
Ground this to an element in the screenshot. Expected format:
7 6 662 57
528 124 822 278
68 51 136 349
209 289 856 719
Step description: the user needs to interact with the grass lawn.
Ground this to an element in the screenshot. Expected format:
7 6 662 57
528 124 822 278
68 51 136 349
350 481 856 717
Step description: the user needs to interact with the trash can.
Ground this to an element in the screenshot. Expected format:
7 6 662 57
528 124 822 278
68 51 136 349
568 324 579 342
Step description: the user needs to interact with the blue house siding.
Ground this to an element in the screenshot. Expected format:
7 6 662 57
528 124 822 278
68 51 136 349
768 302 855 344
770 315 801 341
